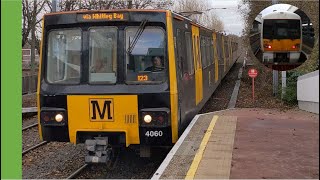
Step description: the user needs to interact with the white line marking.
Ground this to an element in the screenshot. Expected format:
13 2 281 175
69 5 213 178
151 115 201 180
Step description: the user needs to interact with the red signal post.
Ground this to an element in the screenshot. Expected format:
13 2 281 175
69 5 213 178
248 68 258 101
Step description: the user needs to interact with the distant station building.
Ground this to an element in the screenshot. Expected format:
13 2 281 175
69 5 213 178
22 42 39 70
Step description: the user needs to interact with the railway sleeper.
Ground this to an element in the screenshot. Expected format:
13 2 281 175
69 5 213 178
85 137 113 164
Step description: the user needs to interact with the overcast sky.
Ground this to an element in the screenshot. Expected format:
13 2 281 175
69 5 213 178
207 0 245 35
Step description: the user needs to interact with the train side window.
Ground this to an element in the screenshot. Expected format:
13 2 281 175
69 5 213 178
197 36 201 69
176 28 183 78
224 40 229 58
206 37 211 66
185 32 194 74
217 35 223 63
193 35 197 69
200 36 207 68
210 38 214 65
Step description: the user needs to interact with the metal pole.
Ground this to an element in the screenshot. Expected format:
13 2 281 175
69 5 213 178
273 70 278 96
272 0 279 96
253 78 255 102
52 0 60 12
56 0 60 12
281 71 286 98
52 0 56 12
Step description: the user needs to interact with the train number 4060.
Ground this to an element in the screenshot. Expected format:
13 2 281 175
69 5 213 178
145 131 163 137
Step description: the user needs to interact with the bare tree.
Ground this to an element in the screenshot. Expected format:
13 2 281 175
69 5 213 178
22 0 47 93
112 0 173 9
173 0 224 32
22 0 47 47
48 0 173 11
202 11 224 32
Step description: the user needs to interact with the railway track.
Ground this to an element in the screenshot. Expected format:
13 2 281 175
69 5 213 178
22 141 48 155
22 113 46 155
22 123 38 131
66 164 89 179
66 148 121 179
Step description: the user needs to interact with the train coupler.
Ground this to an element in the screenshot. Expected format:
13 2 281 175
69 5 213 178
84 137 112 164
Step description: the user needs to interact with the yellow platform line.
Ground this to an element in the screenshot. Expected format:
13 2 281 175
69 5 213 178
185 115 219 179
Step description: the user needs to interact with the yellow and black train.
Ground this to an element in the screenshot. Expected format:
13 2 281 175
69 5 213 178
37 9 240 162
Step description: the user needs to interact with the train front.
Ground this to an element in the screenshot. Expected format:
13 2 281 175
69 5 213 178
261 11 302 64
37 10 177 163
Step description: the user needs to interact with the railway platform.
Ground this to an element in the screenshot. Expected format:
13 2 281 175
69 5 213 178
152 108 319 179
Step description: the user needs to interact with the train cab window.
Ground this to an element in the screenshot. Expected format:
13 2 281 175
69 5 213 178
185 32 194 74
89 27 117 84
46 29 81 84
125 27 166 84
263 19 301 39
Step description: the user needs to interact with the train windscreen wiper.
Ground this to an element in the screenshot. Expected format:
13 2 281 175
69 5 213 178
126 19 148 55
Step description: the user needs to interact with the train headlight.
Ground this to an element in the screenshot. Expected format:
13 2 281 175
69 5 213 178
55 114 64 122
140 108 170 127
143 115 152 123
40 108 67 126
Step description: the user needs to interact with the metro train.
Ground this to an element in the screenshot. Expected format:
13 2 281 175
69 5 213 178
37 9 240 163
261 11 302 64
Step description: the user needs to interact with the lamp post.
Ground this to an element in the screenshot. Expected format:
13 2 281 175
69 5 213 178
271 0 281 97
52 0 60 12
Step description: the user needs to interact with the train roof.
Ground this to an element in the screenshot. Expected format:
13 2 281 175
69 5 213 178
262 11 301 20
44 9 226 35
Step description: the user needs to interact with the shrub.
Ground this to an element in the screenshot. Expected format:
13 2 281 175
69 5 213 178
281 71 304 105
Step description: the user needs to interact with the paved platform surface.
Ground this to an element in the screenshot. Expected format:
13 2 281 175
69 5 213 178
153 108 319 179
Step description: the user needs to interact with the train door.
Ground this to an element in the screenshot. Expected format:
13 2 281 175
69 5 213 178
191 25 203 105
213 32 219 83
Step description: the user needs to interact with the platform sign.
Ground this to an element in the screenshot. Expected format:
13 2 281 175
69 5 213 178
248 68 258 78
248 68 258 101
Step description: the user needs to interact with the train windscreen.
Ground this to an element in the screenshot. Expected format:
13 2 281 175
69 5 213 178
263 19 301 39
89 27 117 84
45 25 166 85
125 27 166 84
46 28 81 84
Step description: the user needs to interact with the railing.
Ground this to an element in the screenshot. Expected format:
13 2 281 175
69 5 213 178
22 75 38 95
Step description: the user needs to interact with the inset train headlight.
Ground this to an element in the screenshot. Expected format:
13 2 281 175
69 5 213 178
143 114 152 123
55 113 64 122
264 44 272 49
293 44 300 49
